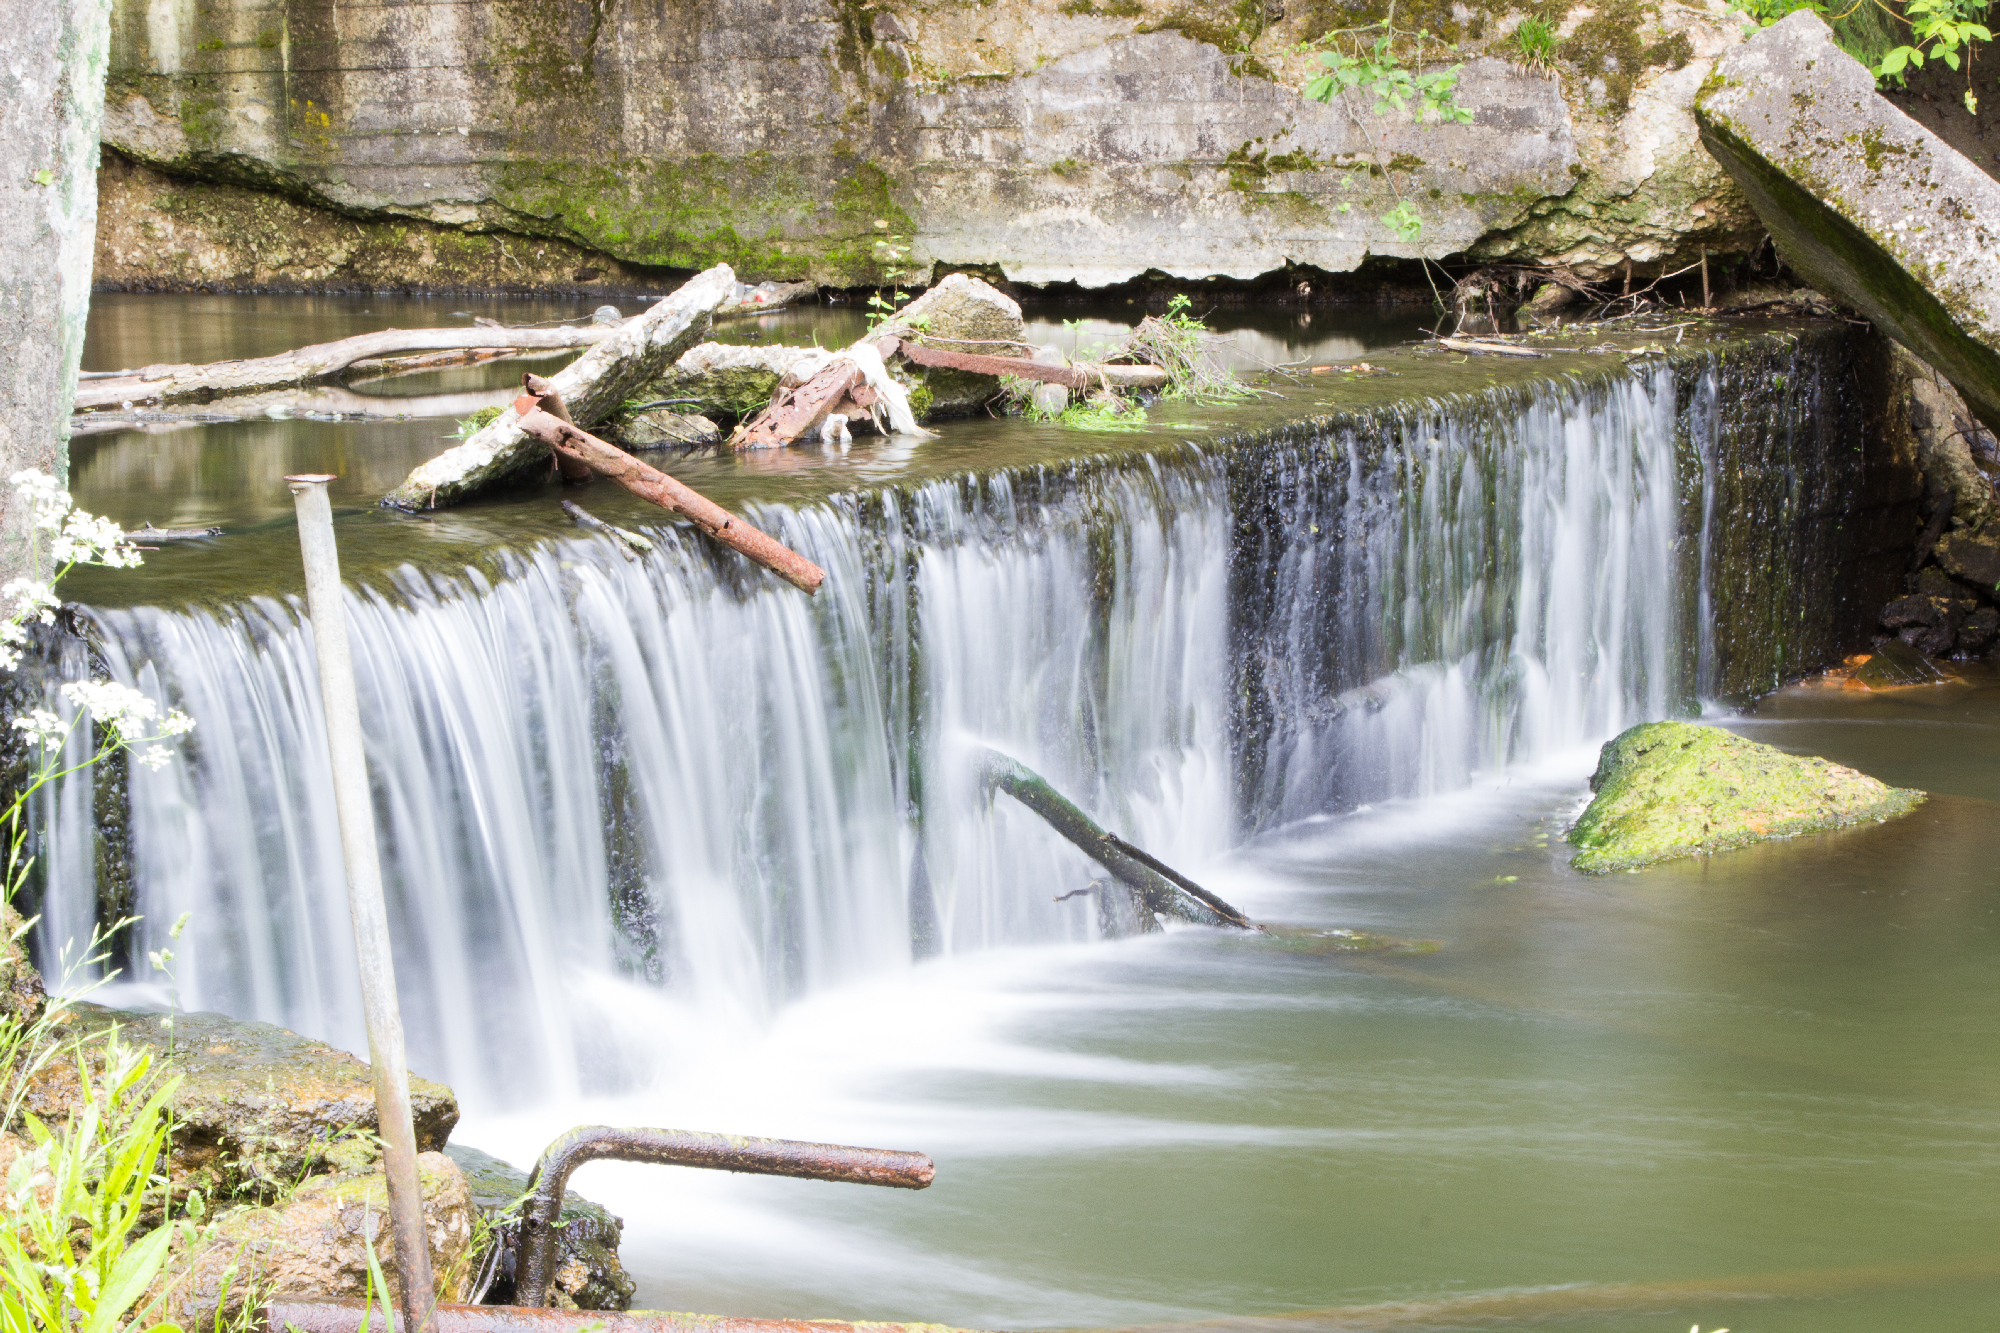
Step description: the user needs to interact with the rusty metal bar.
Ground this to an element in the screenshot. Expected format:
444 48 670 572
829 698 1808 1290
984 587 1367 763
892 339 1093 387
266 1301 968 1333
516 1127 935 1308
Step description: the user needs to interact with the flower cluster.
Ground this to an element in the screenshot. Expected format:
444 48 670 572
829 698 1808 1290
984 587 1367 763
4 472 192 768
1 471 144 672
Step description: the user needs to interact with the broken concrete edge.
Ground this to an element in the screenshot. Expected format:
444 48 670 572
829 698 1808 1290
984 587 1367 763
1694 12 2000 434
1566 720 1925 874
266 1300 989 1333
381 265 737 512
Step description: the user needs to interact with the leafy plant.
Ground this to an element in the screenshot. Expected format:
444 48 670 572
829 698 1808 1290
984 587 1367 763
1303 31 1473 123
0 1039 184 1333
1058 397 1149 432
1381 199 1425 241
1124 295 1252 403
452 405 502 440
1874 0 1992 108
1512 16 1562 65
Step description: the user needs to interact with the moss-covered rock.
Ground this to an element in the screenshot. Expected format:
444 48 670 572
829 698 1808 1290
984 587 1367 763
22 1004 458 1203
0 900 45 1026
1568 721 1924 874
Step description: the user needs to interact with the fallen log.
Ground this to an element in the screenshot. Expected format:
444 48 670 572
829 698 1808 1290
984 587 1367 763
69 386 517 436
1433 337 1547 359
385 265 737 511
513 393 824 594
73 325 620 412
129 523 223 542
891 338 1170 390
344 346 545 383
559 500 653 559
975 747 1256 930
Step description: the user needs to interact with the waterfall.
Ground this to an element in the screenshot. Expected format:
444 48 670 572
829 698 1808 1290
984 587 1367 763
38 341 1871 1101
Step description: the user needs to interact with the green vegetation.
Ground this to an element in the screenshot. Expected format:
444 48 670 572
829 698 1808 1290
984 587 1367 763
1512 16 1561 65
454 405 504 439
1731 0 1992 111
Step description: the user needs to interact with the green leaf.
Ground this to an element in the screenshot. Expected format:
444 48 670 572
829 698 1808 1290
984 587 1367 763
83 1223 175 1333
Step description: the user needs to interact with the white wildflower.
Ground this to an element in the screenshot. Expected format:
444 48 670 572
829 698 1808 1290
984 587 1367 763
138 744 174 771
9 709 66 750
60 679 159 741
3 578 59 626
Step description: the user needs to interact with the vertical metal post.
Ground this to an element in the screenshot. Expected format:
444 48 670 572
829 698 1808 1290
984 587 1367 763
287 475 436 1333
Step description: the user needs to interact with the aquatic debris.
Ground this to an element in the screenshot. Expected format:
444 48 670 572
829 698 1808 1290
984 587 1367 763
1851 639 1950 688
1251 924 1440 955
512 389 826 594
1568 721 1925 874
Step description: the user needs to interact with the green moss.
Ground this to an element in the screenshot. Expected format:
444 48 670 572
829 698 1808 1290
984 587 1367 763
1050 157 1085 177
1567 722 1924 874
489 150 915 285
1059 0 1144 15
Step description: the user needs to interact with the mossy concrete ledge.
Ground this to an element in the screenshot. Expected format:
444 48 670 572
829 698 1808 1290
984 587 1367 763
1693 12 2000 433
1567 721 1924 874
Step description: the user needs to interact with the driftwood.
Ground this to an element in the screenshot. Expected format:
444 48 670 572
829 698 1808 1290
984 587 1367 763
344 347 545 383
975 747 1256 930
513 393 825 594
129 523 223 543
386 265 737 511
1434 337 1547 359
891 339 1169 390
559 500 653 559
74 325 620 412
69 386 516 437
733 361 868 450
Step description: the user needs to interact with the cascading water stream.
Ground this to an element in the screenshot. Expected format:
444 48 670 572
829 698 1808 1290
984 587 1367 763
36 349 1861 1107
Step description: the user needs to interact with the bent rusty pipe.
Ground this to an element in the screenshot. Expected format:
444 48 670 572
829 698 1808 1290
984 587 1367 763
516 1127 935 1308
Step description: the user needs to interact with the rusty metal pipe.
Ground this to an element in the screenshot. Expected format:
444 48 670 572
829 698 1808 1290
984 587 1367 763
516 1126 935 1308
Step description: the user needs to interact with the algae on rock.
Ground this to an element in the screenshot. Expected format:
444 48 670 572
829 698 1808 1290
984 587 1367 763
1568 721 1924 873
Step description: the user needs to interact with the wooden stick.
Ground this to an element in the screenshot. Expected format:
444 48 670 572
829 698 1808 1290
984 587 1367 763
1435 337 1547 359
512 394 825 594
976 747 1257 930
560 500 652 559
74 324 618 411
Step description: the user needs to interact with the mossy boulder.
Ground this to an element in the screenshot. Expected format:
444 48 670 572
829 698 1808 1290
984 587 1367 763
22 1004 458 1203
1568 721 1924 873
0 900 45 1026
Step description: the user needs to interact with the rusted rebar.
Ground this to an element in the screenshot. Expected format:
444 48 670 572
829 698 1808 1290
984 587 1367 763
516 1127 935 1308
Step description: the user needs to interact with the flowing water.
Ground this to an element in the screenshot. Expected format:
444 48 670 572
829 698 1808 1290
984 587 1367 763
34 296 1997 1332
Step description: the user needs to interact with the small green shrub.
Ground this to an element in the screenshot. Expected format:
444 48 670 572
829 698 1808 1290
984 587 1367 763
1512 17 1561 65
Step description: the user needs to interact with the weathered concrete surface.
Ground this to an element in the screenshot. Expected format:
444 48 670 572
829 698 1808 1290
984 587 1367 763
875 273 1025 415
95 0 1757 290
22 1003 458 1202
1 0 111 579
1568 721 1924 873
1696 12 2000 434
384 265 733 511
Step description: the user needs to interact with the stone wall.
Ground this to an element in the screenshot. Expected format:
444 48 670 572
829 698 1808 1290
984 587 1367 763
95 0 1763 291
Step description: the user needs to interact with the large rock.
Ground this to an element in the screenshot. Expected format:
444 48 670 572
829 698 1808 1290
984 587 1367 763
876 275 1026 417
383 265 734 510
96 0 1753 289
0 900 45 1026
446 1143 635 1310
1568 721 1924 873
1695 13 2000 435
162 1150 476 1326
22 1005 458 1203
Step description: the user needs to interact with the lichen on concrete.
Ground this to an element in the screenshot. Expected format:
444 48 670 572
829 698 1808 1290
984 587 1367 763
1567 721 1924 874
